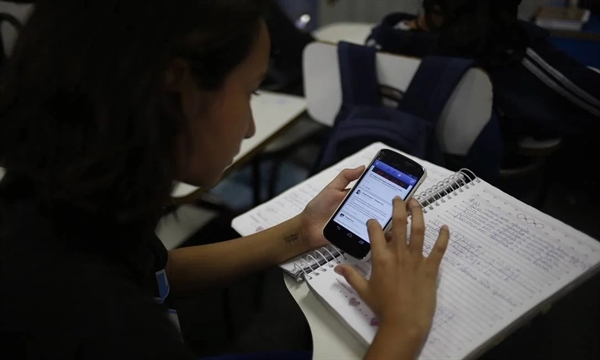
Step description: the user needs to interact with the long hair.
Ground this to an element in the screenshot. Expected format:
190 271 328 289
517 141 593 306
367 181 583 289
423 0 527 68
0 0 269 223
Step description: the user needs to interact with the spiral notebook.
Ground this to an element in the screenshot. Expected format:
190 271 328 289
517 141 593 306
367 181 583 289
304 172 600 360
231 142 455 280
232 142 600 359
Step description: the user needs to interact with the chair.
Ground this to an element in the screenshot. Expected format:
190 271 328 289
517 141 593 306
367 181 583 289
303 41 495 166
312 22 375 45
0 11 23 75
243 23 384 202
496 136 562 208
303 39 572 207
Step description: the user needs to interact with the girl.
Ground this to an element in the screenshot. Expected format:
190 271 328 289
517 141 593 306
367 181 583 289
0 1 448 359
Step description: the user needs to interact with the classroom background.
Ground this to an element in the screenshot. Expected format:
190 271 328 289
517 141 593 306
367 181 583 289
1 0 598 359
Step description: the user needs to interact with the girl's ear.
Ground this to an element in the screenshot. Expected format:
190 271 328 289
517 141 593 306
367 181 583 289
165 58 191 93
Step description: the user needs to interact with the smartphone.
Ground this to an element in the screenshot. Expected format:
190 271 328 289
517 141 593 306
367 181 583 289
322 149 427 260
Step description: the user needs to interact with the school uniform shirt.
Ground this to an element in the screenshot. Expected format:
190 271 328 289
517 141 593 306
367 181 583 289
0 179 196 359
366 13 600 138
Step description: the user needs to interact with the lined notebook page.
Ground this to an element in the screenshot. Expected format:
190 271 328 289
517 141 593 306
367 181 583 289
307 179 600 359
419 180 600 359
231 142 453 276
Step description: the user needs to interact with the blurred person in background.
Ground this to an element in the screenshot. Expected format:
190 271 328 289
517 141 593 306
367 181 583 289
368 0 600 152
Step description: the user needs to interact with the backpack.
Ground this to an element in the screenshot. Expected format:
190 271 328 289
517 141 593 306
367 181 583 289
314 41 502 182
369 13 600 136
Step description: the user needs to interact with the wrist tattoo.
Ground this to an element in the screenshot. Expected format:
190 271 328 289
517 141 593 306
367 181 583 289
284 233 299 246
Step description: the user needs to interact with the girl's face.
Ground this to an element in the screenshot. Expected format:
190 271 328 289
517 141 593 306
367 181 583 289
170 20 270 188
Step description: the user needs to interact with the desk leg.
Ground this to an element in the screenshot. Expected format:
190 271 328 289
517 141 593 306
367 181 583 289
252 159 262 206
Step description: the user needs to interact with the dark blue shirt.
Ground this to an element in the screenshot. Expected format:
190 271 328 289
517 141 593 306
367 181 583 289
0 178 195 359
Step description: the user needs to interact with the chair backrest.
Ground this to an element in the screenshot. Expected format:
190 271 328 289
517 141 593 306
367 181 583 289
1 12 22 72
312 22 374 45
0 1 33 52
302 41 494 157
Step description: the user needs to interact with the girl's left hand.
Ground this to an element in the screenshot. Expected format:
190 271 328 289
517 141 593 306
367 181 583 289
298 166 365 250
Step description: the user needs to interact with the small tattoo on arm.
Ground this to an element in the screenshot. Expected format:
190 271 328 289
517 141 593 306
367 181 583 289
284 233 299 246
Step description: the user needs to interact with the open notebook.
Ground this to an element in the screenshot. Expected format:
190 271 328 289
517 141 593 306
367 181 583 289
232 142 454 280
232 142 600 359
305 172 600 359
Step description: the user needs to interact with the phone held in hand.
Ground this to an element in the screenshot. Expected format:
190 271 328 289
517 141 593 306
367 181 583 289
322 149 427 260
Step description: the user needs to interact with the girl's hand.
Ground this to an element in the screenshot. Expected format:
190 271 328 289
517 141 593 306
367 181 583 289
335 197 449 345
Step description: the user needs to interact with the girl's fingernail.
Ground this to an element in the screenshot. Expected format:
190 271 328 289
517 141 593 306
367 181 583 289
334 266 344 275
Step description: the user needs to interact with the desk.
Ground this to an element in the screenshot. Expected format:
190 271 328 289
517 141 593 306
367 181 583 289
0 93 306 203
312 22 374 45
534 12 600 68
285 275 365 359
171 91 307 204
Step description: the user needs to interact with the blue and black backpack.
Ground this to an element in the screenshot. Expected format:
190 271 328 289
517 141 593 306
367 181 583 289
314 41 502 182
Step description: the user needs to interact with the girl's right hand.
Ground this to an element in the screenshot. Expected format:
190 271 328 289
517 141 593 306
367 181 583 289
334 197 449 357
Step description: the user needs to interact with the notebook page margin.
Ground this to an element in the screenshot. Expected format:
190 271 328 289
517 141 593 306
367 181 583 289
305 256 377 345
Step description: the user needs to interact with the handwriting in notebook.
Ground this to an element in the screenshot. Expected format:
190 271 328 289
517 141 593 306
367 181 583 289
418 190 599 359
331 276 378 336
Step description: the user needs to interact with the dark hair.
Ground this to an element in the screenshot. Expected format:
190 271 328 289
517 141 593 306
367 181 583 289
0 0 269 223
423 0 527 67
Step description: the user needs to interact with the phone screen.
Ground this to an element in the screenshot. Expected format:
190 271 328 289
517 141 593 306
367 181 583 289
332 160 419 242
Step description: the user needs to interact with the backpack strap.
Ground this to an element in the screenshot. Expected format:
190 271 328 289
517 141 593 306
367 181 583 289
337 41 381 107
311 41 382 172
399 56 475 123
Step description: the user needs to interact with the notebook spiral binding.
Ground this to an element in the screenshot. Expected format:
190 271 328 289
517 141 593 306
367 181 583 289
414 168 480 213
293 245 346 281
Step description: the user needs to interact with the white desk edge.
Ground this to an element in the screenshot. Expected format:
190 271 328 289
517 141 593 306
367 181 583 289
171 91 307 199
284 274 366 359
0 92 307 200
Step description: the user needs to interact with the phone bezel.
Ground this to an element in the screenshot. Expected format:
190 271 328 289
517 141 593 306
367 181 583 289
322 149 427 260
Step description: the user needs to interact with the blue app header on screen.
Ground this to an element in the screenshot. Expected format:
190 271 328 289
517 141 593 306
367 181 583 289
373 160 417 186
